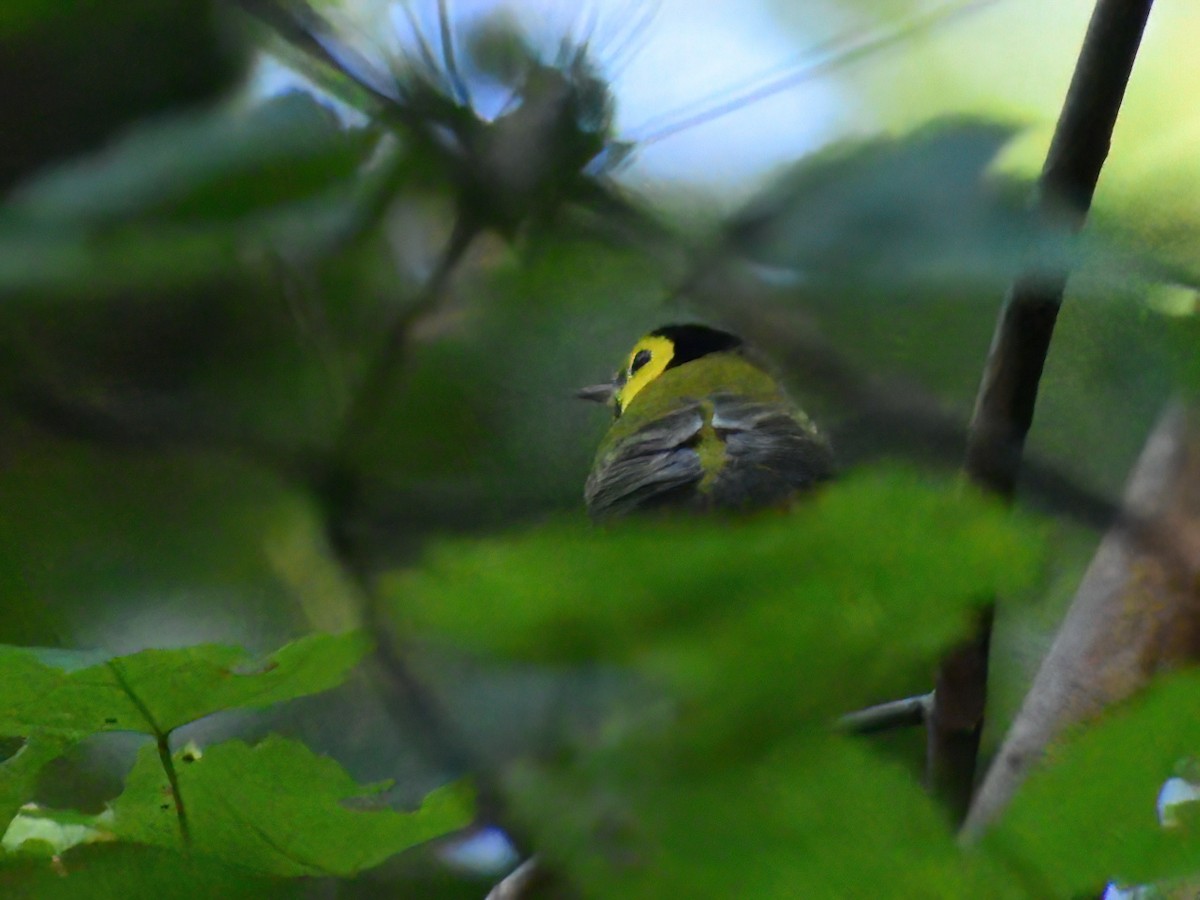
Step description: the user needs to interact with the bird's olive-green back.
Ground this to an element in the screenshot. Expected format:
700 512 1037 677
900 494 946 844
585 352 832 519
597 353 792 452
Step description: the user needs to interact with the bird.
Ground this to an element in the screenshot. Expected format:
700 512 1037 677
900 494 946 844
579 323 834 520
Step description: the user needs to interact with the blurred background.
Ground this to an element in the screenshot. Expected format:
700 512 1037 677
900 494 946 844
2 0 1199 893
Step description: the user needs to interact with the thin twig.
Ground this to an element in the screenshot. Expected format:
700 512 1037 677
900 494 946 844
396 2 446 88
333 214 480 460
436 0 470 107
629 0 1003 148
931 0 1155 823
312 210 533 849
838 693 932 735
230 0 402 109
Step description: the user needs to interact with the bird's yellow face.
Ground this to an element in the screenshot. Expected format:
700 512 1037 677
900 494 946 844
612 333 675 415
578 324 747 418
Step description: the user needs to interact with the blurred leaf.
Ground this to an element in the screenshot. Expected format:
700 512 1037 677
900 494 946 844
390 469 1044 896
0 632 369 738
0 0 60 35
986 672 1200 895
0 224 244 297
389 469 1044 745
0 0 245 190
6 93 370 227
509 733 1021 899
348 236 667 533
112 737 473 876
1159 308 1200 402
0 449 317 652
391 468 1039 660
727 120 1073 293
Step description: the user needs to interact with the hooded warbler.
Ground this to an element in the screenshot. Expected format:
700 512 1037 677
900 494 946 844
580 324 834 519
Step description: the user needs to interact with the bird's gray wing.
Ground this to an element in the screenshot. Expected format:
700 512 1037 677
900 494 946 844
584 405 706 520
708 393 835 509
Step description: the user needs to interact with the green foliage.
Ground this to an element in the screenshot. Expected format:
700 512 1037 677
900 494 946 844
986 673 1200 895
730 121 1041 293
112 737 473 877
391 471 1047 895
3 805 112 857
507 735 1021 899
0 634 472 882
1 844 301 900
7 93 371 228
0 736 73 839
4 0 1200 896
0 93 375 297
391 469 1040 673
0 632 369 739
0 0 245 192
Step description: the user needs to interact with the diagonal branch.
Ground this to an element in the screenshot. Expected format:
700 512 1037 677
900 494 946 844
929 0 1155 822
332 214 480 464
962 402 1200 840
436 0 471 107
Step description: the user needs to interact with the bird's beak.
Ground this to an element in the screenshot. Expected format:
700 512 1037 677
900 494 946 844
576 382 616 404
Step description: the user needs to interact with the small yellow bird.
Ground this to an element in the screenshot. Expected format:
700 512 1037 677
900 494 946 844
580 324 834 519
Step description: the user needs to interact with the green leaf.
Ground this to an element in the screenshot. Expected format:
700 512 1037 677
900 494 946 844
386 470 1043 895
0 632 370 739
985 672 1200 895
508 734 1021 899
0 222 243 297
112 737 474 877
728 121 1045 290
388 469 1043 738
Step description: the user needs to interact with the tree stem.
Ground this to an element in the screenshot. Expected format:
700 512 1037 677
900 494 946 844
931 0 1155 822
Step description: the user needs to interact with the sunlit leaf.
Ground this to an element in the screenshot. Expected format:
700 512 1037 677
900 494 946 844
1 806 113 857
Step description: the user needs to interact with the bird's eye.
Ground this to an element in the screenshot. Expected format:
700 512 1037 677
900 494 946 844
629 349 652 375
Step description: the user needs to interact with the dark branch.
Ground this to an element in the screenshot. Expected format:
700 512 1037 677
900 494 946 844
931 0 1155 823
964 0 1156 494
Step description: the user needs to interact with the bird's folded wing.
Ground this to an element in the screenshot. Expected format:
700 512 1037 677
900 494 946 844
584 406 706 519
709 394 835 509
